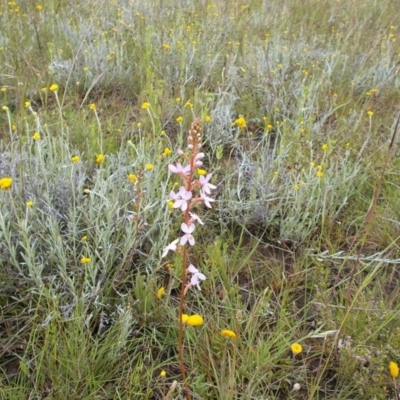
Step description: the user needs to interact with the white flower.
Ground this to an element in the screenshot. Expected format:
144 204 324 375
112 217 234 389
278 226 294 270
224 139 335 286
187 264 206 290
162 239 179 258
180 222 195 246
189 212 204 225
170 186 192 211
169 162 191 175
199 173 216 194
200 191 215 208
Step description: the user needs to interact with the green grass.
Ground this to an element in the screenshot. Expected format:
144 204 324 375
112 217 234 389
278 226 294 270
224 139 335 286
1 0 400 398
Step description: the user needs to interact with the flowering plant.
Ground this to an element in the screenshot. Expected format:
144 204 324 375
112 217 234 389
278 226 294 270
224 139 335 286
162 117 216 385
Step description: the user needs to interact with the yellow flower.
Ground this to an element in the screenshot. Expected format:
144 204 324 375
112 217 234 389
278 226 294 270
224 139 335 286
293 184 300 190
162 147 172 156
81 235 88 242
205 115 211 122
24 101 31 108
141 102 150 109
145 163 154 170
175 97 181 103
26 201 34 207
71 155 80 163
221 329 236 339
321 144 328 151
2 105 9 111
12 125 17 132
49 84 59 92
96 154 105 164
197 169 206 176
36 4 43 11
1 87 6 92
160 370 166 378
176 116 183 123
162 44 170 50
390 361 399 378
81 257 91 264
291 343 302 355
0 177 13 190
167 200 174 209
181 314 189 323
83 66 89 72
157 287 165 299
232 116 246 129
316 170 324 178
89 103 96 110
32 132 41 140
186 314 204 327
367 110 374 116
309 161 315 167
184 101 193 108
128 173 137 183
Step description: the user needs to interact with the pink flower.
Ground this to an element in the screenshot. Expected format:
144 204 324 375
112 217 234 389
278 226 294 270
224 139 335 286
200 191 215 208
162 238 179 258
187 264 206 290
169 162 191 176
199 173 216 195
170 186 192 211
180 223 195 246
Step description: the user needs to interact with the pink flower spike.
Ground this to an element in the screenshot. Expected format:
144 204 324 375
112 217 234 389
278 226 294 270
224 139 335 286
199 173 217 194
180 222 195 246
187 264 206 290
189 212 204 225
200 191 215 208
162 238 179 258
169 162 191 176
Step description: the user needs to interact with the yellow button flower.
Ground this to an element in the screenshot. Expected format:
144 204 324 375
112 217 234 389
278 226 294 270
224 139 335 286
186 314 204 327
71 155 80 163
389 361 399 378
128 173 137 183
157 287 165 299
145 163 154 170
32 132 41 140
232 116 246 129
0 177 13 190
81 257 91 264
221 329 236 339
49 84 59 92
96 154 105 164
26 200 34 207
163 147 172 156
291 343 302 355
141 102 150 109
